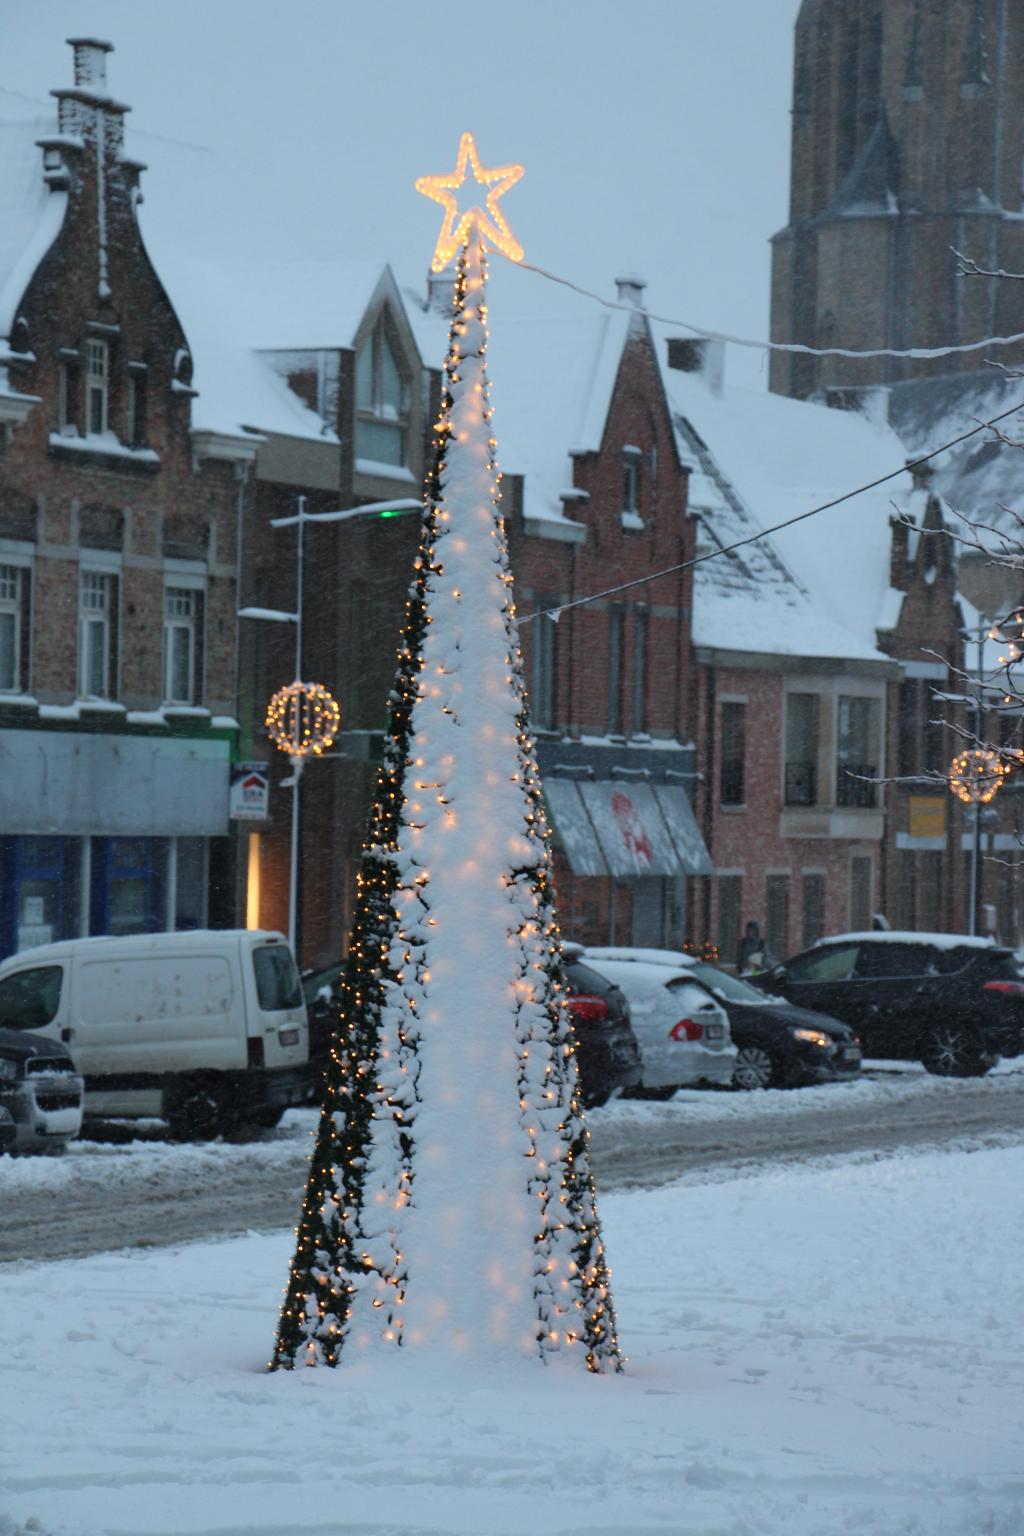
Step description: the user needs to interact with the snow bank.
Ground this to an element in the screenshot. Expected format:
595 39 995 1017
1 1141 1022 1535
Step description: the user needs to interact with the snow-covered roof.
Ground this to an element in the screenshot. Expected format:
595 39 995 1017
889 370 1024 544
655 335 916 663
0 82 331 445
403 278 634 530
0 93 68 348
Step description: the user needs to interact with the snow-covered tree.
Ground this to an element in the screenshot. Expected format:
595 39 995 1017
272 231 622 1374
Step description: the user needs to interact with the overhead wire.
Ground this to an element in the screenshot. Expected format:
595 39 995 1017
518 258 1024 361
519 398 1024 627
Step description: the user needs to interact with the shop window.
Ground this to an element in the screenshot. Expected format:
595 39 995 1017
720 701 746 805
785 693 819 806
837 696 880 807
355 318 408 467
90 837 167 937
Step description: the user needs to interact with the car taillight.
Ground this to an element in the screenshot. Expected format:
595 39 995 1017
669 1018 703 1042
982 980 1024 997
569 994 610 1023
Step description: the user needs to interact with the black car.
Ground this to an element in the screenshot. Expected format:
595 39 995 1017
563 948 642 1107
753 931 1024 1076
301 950 642 1110
301 960 346 1095
680 959 861 1089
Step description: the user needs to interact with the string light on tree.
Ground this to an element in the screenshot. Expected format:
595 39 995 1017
947 749 1012 805
271 133 621 1377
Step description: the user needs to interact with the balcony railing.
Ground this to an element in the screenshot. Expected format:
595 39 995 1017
784 760 817 806
836 761 877 808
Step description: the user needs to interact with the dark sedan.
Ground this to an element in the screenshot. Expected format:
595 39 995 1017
563 949 643 1107
752 931 1024 1076
301 949 643 1109
680 958 862 1089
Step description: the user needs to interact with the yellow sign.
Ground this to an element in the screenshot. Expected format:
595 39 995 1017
908 796 946 839
416 131 524 273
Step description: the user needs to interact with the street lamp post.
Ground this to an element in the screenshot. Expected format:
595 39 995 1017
947 614 1011 936
238 494 421 955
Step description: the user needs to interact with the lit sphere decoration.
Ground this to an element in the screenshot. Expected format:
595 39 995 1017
266 681 340 759
947 748 1012 805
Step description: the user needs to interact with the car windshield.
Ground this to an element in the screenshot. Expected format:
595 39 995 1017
684 960 773 1004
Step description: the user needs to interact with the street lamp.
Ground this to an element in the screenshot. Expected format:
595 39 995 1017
238 494 421 956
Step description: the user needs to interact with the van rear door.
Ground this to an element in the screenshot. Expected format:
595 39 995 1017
247 939 308 1069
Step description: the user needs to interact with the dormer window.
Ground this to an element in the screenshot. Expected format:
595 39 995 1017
85 338 109 435
355 318 408 468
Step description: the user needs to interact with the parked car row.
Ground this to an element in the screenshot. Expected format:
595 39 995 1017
1 922 1022 1155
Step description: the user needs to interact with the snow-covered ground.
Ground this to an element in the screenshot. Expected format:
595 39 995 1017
1 1131 1022 1535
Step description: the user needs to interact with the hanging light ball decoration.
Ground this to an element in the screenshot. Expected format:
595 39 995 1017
266 681 340 759
947 749 1012 805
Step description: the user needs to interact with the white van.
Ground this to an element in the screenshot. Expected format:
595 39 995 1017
0 930 311 1140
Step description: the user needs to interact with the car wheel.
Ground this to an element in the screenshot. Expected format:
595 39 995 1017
164 1076 233 1141
920 1022 991 1078
732 1045 777 1090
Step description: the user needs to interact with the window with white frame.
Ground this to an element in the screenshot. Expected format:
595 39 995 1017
163 586 197 704
85 339 108 436
79 570 116 698
355 317 408 467
0 564 24 692
58 360 77 435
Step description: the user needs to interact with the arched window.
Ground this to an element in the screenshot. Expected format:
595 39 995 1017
355 316 408 468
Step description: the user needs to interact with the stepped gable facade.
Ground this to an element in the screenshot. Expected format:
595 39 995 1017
0 39 245 955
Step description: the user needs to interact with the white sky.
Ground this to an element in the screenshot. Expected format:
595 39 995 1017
3 0 802 389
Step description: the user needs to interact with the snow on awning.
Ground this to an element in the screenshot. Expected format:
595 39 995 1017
544 779 713 879
544 779 608 876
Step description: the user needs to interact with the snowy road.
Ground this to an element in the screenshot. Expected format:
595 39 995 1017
2 1063 1023 1263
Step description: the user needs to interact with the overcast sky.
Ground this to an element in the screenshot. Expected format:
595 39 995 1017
4 0 802 390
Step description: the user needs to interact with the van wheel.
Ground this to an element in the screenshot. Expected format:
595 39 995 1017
165 1076 232 1142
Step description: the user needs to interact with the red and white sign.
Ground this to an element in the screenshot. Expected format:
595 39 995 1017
229 762 270 822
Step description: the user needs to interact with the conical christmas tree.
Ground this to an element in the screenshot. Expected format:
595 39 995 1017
272 147 621 1374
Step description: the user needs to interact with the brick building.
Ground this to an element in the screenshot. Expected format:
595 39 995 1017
656 338 980 957
0 40 244 956
242 273 712 965
0 39 339 961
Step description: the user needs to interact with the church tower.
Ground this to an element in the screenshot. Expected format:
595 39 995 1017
770 0 1024 400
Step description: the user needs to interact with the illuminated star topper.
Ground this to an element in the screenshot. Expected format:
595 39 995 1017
415 131 524 273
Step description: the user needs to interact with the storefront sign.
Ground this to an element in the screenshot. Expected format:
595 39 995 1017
230 762 270 821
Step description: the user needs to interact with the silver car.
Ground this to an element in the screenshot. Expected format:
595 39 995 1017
583 950 736 1096
0 1027 83 1153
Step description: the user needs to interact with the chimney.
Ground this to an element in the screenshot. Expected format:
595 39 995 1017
67 37 113 91
427 269 454 317
615 272 647 308
666 335 725 397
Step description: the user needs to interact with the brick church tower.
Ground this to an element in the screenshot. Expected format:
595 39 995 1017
770 0 1024 400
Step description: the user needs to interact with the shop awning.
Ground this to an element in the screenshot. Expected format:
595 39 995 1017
543 778 713 878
